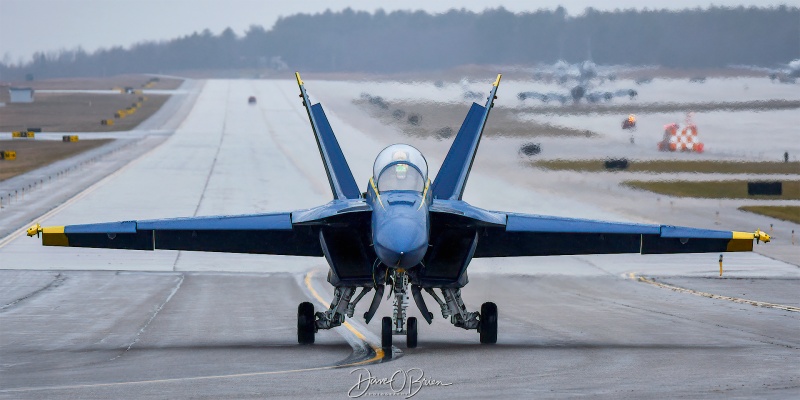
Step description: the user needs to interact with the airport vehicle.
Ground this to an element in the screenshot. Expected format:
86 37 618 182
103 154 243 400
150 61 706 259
622 114 636 130
27 74 769 349
248 96 257 104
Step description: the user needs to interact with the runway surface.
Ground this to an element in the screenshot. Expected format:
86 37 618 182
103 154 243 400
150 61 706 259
1 79 798 399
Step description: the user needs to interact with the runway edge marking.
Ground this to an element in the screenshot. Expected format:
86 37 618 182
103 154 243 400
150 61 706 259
626 272 800 313
301 269 390 364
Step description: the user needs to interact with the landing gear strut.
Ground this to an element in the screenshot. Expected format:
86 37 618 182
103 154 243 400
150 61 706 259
426 287 498 344
380 270 419 349
299 273 497 347
297 285 370 345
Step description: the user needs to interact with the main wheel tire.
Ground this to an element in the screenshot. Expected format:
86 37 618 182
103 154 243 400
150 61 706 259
407 317 418 348
479 302 498 344
297 302 315 345
381 316 393 350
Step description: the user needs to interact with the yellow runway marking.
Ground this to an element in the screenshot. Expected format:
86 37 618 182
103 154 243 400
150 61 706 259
304 270 386 361
0 362 356 394
627 273 800 313
0 271 385 394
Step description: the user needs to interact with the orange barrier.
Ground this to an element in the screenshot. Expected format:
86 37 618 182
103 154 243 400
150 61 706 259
658 123 703 153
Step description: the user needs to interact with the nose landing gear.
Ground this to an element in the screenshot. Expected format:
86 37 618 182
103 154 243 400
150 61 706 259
380 270 419 350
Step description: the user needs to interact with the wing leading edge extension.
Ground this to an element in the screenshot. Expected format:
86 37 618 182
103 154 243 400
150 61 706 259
295 72 361 200
431 74 501 200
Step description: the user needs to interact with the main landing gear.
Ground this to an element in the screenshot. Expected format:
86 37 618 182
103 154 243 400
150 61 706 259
424 287 498 344
298 272 498 346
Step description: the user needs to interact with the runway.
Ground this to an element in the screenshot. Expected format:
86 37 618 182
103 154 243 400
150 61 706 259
1 79 798 398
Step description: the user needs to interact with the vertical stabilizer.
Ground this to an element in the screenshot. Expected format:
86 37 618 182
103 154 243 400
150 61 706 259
431 74 501 200
296 73 361 200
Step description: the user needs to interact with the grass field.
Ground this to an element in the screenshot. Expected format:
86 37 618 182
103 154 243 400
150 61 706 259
355 99 598 139
623 180 800 200
738 206 800 224
0 93 168 133
0 139 113 181
0 75 183 94
517 99 800 116
535 159 800 174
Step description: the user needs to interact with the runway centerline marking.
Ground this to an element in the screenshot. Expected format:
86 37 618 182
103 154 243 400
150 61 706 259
626 272 800 313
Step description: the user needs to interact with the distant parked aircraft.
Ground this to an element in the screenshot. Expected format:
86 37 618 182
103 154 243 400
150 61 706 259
520 59 638 104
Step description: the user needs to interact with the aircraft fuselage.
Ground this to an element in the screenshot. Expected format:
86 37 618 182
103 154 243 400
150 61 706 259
367 182 431 270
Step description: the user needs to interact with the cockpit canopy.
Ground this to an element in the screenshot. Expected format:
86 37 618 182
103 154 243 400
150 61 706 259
373 144 428 193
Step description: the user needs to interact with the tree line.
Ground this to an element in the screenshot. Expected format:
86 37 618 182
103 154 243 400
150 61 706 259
1 6 798 80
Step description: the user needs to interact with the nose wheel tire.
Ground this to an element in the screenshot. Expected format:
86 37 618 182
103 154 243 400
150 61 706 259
407 317 418 348
381 316 393 349
297 302 315 344
479 302 497 344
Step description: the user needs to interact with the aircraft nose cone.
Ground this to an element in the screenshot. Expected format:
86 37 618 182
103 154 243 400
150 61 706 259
374 218 428 269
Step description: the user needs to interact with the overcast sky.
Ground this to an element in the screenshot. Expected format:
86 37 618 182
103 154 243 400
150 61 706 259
1 0 796 63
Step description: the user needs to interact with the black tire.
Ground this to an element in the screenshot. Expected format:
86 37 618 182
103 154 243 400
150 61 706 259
479 302 498 344
407 317 418 348
297 302 315 345
381 317 393 349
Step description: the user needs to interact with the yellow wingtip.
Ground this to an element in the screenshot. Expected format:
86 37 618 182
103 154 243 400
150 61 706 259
735 229 772 243
295 72 303 86
26 223 42 237
493 73 502 87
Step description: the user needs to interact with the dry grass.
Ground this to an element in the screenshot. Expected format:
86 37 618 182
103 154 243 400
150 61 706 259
0 93 169 132
1 75 183 91
535 160 800 174
0 139 113 181
738 206 800 224
0 75 180 132
517 99 800 116
623 180 800 200
355 99 598 139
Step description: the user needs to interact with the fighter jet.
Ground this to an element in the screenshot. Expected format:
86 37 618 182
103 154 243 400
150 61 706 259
27 73 770 350
732 59 800 84
520 59 638 104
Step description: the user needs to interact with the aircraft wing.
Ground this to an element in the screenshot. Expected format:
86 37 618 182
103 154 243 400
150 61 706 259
430 202 768 257
26 201 371 255
27 213 322 255
295 73 361 200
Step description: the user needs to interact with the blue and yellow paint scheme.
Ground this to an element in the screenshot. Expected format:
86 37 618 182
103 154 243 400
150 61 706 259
28 73 770 289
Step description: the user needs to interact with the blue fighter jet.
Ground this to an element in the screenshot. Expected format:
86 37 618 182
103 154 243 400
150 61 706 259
27 73 770 349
